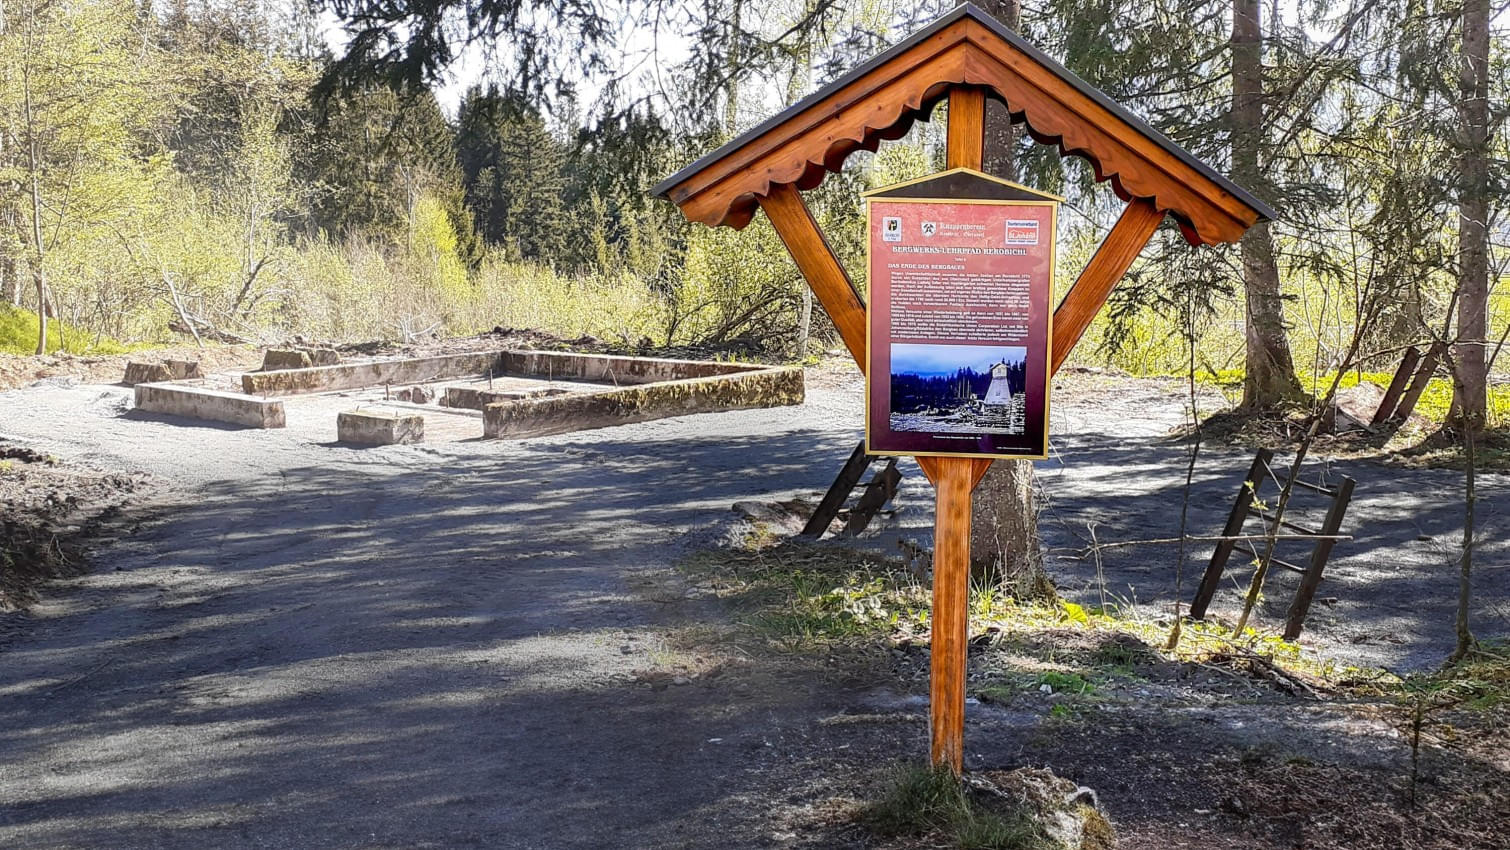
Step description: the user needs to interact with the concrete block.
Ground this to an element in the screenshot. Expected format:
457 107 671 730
125 360 204 385
483 366 804 439
262 349 313 371
494 350 758 385
308 348 341 366
395 386 435 404
123 362 172 386
134 383 286 428
243 352 505 396
338 409 425 446
441 385 568 410
164 359 203 380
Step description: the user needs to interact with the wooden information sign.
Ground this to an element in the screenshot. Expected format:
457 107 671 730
653 3 1277 773
865 170 1058 460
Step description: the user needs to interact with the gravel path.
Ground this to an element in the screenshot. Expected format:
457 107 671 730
0 364 1504 847
0 376 876 849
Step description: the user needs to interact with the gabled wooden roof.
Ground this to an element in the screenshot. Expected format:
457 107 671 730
864 167 1063 203
653 3 1276 246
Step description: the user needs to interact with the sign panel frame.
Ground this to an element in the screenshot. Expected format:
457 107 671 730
864 180 1058 461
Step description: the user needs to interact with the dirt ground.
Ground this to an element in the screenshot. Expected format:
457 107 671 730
0 445 148 609
0 353 1505 848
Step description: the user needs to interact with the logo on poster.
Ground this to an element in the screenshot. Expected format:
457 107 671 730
882 216 902 242
921 221 938 237
1005 219 1039 245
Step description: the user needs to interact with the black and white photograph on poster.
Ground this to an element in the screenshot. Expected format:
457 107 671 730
888 343 1027 435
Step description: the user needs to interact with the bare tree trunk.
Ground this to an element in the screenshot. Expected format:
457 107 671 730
0 122 20 308
970 460 1052 597
3 255 17 307
1452 0 1490 435
724 0 744 140
982 0 1021 178
786 0 817 359
796 285 811 358
970 0 1052 599
1452 400 1477 662
22 44 48 355
1232 0 1301 408
2 200 18 305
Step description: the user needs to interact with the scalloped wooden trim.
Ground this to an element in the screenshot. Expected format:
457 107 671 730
665 25 1256 246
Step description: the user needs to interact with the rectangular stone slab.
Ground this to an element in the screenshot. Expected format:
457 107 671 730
243 349 777 397
135 383 286 429
243 352 506 396
440 385 568 410
493 350 764 384
483 366 804 439
163 359 203 380
123 362 172 386
338 409 425 446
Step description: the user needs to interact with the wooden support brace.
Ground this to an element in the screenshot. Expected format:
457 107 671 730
1389 341 1446 425
841 459 901 537
1230 543 1308 575
758 183 869 370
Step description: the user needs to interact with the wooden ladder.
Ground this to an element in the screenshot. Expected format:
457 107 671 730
801 441 902 538
1190 448 1356 640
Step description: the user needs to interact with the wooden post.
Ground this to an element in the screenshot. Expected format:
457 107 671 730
1283 476 1355 640
917 88 993 774
929 455 973 773
946 87 986 170
1371 346 1421 425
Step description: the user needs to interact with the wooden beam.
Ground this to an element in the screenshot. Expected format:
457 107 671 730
758 183 868 370
916 88 997 775
917 88 997 496
929 455 973 774
1050 199 1164 373
946 87 985 171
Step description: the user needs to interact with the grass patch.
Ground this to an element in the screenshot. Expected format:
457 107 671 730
679 542 930 648
1397 642 1510 711
683 540 1380 694
861 764 1053 850
0 305 134 356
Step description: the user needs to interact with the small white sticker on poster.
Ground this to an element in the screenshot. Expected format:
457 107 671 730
1005 219 1040 245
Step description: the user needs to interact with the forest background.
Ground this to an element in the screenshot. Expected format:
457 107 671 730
2 0 1507 429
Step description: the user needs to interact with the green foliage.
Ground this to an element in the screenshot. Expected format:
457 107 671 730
0 306 131 356
1395 644 1510 712
1036 671 1096 695
465 260 666 344
291 85 479 260
680 542 930 648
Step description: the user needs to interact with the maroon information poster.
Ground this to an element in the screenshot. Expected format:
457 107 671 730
865 196 1055 459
